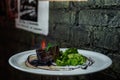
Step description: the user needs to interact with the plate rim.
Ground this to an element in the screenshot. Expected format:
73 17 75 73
8 48 112 76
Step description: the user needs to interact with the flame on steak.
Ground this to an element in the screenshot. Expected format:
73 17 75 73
41 39 46 50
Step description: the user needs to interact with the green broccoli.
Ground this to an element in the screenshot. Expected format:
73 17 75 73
55 48 87 66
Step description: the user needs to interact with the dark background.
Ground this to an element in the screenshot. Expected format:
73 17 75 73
0 0 120 80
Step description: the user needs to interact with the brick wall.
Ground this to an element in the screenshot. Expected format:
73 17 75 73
0 0 120 80
49 1 120 80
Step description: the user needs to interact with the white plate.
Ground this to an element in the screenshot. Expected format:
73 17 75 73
8 48 112 76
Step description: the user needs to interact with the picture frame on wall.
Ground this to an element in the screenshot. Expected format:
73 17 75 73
16 0 49 35
20 0 38 22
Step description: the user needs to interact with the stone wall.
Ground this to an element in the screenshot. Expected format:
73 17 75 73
0 0 120 80
47 0 120 80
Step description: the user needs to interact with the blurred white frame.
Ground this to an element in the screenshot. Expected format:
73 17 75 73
16 0 49 35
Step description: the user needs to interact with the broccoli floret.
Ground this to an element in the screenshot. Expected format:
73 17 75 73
55 48 87 66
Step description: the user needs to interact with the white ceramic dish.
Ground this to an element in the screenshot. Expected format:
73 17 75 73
8 48 112 76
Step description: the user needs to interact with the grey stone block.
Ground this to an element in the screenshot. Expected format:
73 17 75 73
73 0 120 8
49 10 75 24
69 26 90 47
73 0 95 8
93 27 119 50
50 24 71 42
78 10 108 26
108 12 120 27
50 1 70 9
104 0 120 5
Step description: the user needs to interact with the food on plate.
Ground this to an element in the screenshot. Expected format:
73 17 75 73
25 43 93 70
36 45 60 66
56 48 87 66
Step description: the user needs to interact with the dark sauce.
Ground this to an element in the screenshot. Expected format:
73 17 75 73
29 59 53 66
